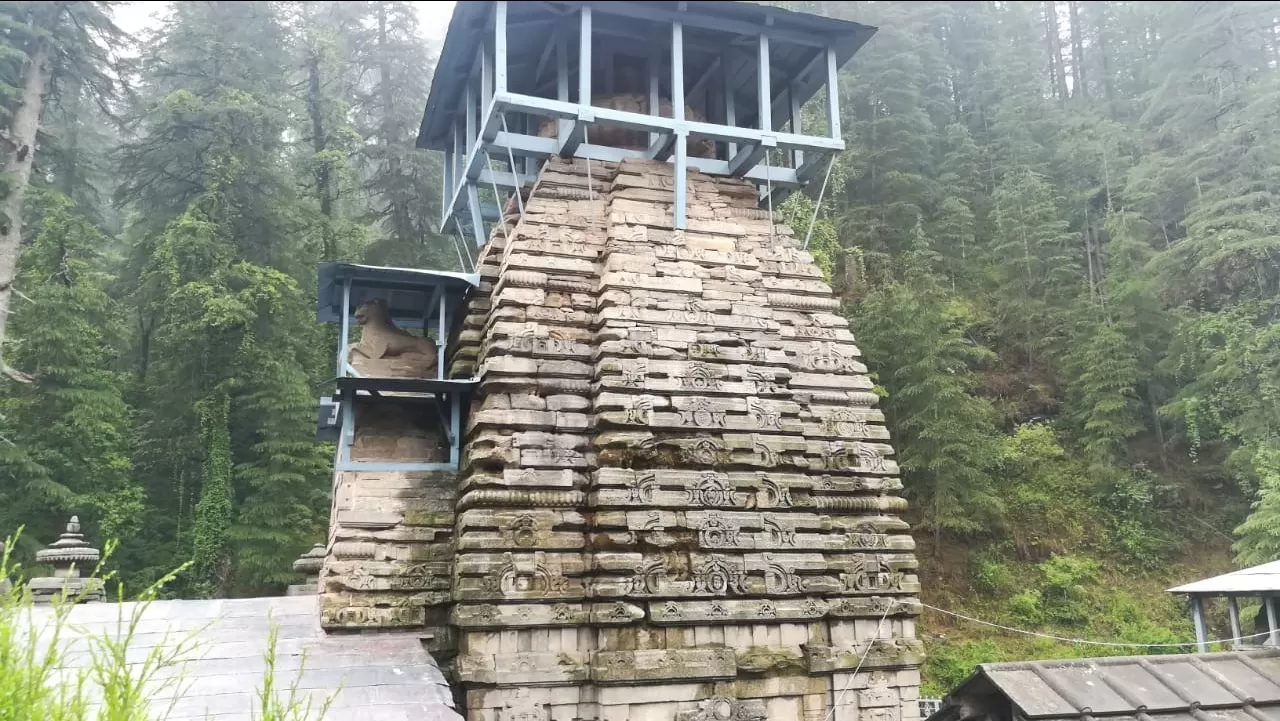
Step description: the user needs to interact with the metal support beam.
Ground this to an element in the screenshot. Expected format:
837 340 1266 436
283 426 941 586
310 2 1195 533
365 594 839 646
723 54 736 159
674 131 688 230
489 130 806 187
1191 596 1209 653
494 0 508 93
1268 596 1280 647
558 108 593 157
757 33 771 132
464 82 477 156
672 21 685 122
686 56 721 103
826 45 841 140
1228 596 1241 647
647 133 677 162
481 36 493 112
435 286 446 380
441 149 452 230
466 184 486 247
495 92 841 151
789 85 803 168
557 28 569 101
580 1 831 49
648 44 660 148
672 18 687 230
336 278 351 378
578 6 592 104
728 135 776 176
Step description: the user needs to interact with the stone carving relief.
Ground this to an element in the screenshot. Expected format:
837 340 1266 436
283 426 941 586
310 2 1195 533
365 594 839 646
693 555 746 596
678 696 767 721
509 514 538 547
681 397 726 428
763 554 804 594
747 397 781 429
698 512 742 548
822 409 870 437
686 471 737 507
630 558 669 595
680 362 723 391
483 552 568 597
684 437 725 466
762 514 796 547
498 688 550 721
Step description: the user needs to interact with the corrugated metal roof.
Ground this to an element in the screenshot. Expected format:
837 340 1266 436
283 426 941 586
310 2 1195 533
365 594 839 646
23 595 461 721
1168 560 1280 595
928 651 1280 721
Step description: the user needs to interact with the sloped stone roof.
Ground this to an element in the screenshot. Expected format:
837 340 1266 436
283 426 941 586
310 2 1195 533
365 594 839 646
24 595 460 721
928 650 1280 721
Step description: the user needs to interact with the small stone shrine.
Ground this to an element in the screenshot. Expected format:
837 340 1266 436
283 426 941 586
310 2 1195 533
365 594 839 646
314 2 923 720
28 516 104 604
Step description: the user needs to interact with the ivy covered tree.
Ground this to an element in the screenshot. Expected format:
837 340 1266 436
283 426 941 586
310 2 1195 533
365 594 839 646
0 193 139 551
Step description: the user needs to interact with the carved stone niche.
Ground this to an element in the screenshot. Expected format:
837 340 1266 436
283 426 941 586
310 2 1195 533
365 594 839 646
677 696 767 721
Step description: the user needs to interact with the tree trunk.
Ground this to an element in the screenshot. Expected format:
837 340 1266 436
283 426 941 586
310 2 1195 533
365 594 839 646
0 16 57 383
1068 0 1087 99
1096 6 1116 117
1045 1 1067 99
376 2 414 249
306 50 336 261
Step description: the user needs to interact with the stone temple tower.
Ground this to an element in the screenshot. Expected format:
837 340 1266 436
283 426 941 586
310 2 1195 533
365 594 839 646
316 2 922 720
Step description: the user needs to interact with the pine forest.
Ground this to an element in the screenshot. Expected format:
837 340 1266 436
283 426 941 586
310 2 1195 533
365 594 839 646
0 0 1277 693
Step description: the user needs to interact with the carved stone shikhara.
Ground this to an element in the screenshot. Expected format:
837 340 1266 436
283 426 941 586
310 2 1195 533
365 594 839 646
320 157 920 720
445 158 922 721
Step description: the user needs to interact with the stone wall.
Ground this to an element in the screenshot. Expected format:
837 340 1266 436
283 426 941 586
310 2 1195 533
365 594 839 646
320 402 457 653
449 157 922 721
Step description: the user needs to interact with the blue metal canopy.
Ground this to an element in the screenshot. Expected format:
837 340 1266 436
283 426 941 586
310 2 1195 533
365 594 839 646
416 1 877 151
317 263 480 328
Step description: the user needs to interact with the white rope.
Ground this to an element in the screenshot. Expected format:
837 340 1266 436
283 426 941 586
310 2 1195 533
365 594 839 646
764 149 775 244
921 602 1276 648
584 125 595 202
499 113 526 222
824 602 894 721
450 218 475 273
484 153 515 247
803 154 836 251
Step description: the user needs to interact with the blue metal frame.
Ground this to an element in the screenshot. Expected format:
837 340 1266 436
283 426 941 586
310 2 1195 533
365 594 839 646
317 263 480 473
418 1 875 246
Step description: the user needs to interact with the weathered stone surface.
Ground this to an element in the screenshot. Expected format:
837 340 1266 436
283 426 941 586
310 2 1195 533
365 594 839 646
329 156 920 721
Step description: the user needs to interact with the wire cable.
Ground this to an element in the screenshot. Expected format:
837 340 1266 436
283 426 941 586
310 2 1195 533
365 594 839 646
824 601 895 721
920 602 1275 648
499 113 526 223
803 154 836 251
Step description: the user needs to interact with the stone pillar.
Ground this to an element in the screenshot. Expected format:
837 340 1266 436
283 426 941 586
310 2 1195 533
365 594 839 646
28 516 104 604
288 543 325 596
450 157 922 721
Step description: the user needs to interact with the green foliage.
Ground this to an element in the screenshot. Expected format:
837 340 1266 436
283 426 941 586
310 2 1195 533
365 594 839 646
0 530 335 721
0 193 138 552
853 278 1002 542
921 640 1004 697
189 392 232 598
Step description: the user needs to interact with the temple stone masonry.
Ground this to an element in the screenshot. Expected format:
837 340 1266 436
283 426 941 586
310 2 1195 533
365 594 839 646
438 156 922 721
319 402 457 654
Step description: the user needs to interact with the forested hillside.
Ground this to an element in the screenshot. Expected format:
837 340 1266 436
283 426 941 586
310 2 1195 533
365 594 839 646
0 0 1276 693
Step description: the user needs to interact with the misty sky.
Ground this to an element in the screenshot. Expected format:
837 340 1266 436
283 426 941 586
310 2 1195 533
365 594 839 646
112 2 458 45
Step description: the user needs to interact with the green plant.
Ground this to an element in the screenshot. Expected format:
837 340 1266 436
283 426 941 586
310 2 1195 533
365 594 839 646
0 530 339 721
